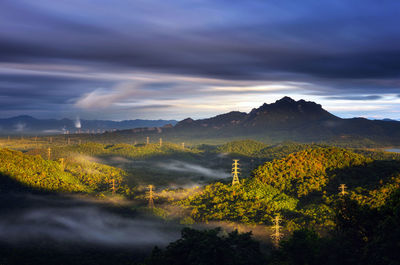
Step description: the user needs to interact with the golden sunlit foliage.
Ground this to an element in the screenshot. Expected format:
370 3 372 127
179 181 298 224
252 147 370 197
26 142 199 160
0 148 88 192
0 148 127 194
217 140 267 157
180 146 400 232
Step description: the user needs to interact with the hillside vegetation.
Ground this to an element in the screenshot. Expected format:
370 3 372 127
180 147 400 231
253 147 369 197
26 142 199 160
0 148 127 194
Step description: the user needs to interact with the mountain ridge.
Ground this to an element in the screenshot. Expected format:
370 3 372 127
0 116 177 135
114 97 400 145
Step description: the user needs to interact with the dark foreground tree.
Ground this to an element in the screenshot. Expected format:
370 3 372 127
145 227 266 265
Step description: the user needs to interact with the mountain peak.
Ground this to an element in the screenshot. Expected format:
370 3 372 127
247 97 337 125
252 97 323 112
12 115 37 121
175 118 195 128
275 96 296 104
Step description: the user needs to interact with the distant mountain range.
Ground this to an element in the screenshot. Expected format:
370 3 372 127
113 97 400 145
2 97 400 146
0 116 177 135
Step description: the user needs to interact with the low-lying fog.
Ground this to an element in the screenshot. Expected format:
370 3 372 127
0 193 180 248
155 160 230 179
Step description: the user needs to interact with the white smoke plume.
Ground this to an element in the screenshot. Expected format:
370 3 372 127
75 116 81 129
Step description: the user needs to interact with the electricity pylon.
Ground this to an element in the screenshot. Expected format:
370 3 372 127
59 158 65 171
146 136 149 145
110 178 117 195
159 138 162 147
339 184 348 196
232 159 240 186
47 147 51 160
271 215 283 247
147 185 155 208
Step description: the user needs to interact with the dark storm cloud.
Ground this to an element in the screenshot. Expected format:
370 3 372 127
0 0 399 119
325 95 382 101
1 0 399 82
0 73 115 118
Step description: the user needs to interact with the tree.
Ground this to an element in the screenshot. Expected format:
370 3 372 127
146 228 266 265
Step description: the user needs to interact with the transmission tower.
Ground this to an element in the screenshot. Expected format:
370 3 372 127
110 178 117 195
47 147 51 160
147 185 155 208
59 158 65 171
271 215 283 247
339 184 348 196
232 159 240 186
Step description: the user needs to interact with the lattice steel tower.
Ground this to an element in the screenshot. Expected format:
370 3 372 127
147 184 155 208
339 184 348 196
232 159 240 186
271 215 283 247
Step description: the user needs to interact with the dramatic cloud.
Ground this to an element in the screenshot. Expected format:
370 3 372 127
0 0 399 119
324 95 382 101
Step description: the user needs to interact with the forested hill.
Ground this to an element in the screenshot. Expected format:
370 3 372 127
0 148 127 194
112 97 400 145
252 147 400 202
252 147 370 197
180 147 400 226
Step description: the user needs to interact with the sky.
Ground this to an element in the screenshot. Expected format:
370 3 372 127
0 0 400 121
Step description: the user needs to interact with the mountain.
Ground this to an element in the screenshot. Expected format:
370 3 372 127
381 118 400 122
173 96 337 130
0 116 177 135
113 97 400 146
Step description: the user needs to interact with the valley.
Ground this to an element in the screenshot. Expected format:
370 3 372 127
1 128 400 264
